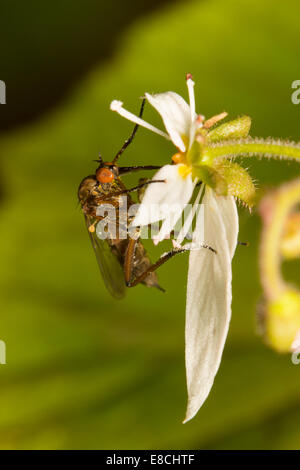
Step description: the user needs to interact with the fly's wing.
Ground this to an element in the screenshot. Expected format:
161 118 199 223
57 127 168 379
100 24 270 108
84 215 126 299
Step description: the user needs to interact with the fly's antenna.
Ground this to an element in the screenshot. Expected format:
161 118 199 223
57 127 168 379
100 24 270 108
112 98 146 164
93 153 103 165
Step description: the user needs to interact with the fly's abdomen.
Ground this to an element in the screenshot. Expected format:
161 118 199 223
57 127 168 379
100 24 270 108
132 241 160 289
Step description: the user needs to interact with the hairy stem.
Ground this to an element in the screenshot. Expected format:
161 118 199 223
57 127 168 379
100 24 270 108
206 137 300 162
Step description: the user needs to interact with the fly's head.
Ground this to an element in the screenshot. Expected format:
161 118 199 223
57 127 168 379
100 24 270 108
95 161 119 190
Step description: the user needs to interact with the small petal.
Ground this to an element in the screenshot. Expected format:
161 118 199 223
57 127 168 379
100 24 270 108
183 189 238 423
132 164 195 227
145 92 193 152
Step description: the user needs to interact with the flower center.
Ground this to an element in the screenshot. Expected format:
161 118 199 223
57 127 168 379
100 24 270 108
177 163 192 179
171 153 192 178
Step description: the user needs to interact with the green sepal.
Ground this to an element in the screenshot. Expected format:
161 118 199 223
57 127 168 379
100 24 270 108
186 137 204 166
214 160 256 207
206 116 251 143
192 164 228 196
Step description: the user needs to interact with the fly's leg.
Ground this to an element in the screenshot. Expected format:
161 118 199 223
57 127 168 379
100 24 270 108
101 179 165 200
119 179 165 195
137 178 149 202
168 230 193 241
123 238 187 288
238 241 249 247
127 248 187 288
124 238 138 285
118 165 162 175
112 98 146 164
124 238 217 288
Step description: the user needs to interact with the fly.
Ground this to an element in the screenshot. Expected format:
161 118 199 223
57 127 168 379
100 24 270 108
78 99 188 299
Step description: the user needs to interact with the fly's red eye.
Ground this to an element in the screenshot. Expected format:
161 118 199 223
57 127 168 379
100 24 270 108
96 168 115 183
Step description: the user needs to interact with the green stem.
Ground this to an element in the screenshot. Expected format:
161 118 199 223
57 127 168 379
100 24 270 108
206 137 300 162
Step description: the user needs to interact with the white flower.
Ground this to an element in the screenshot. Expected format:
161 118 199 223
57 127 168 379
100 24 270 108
110 76 203 244
110 76 239 422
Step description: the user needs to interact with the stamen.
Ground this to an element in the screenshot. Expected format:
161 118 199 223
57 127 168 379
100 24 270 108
203 111 228 129
110 100 170 140
186 73 193 81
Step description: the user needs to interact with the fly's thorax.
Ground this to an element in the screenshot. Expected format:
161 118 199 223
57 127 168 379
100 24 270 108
96 176 123 195
78 174 124 213
78 175 97 204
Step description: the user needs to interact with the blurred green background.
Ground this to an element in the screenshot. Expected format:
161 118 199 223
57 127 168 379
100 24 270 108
0 0 300 450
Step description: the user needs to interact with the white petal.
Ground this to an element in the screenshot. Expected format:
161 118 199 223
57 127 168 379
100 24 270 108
215 195 239 259
183 188 238 423
176 183 204 245
132 165 195 227
145 92 192 152
154 204 184 244
110 100 170 140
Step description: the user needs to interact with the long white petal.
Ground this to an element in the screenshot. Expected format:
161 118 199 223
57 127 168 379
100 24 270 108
215 196 239 259
110 100 170 140
132 165 195 227
145 92 192 152
184 188 238 423
176 183 204 245
154 204 185 245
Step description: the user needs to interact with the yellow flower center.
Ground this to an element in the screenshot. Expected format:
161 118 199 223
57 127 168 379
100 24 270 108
178 163 192 179
171 153 191 179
